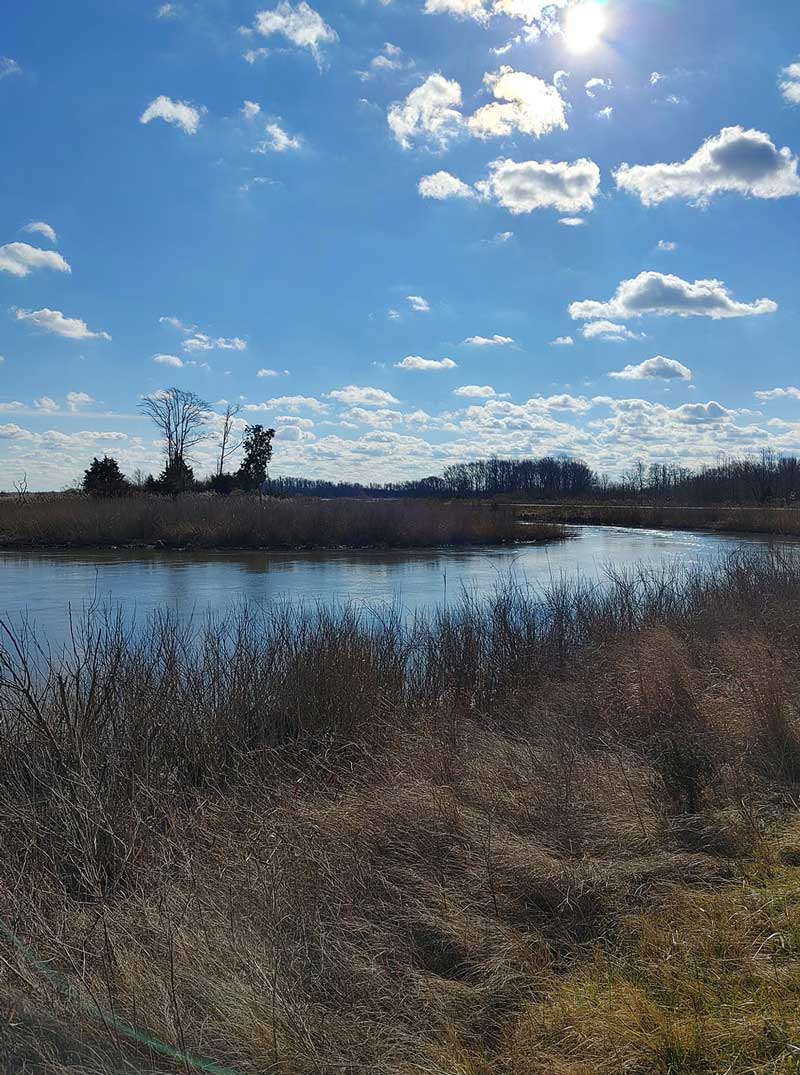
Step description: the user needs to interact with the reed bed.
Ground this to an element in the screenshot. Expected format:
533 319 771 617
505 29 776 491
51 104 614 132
0 495 561 550
520 500 800 535
3 553 800 1073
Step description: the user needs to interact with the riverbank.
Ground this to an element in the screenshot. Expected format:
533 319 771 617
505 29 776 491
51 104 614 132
517 501 800 536
3 552 800 1073
0 494 563 550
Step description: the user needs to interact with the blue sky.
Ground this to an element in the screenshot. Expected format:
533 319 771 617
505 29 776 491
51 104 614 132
1 0 799 488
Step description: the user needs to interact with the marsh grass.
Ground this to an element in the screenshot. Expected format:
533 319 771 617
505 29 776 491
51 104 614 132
3 553 800 1072
520 501 800 536
0 495 560 550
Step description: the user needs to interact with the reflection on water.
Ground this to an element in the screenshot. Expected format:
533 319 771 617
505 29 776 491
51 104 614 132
0 525 787 646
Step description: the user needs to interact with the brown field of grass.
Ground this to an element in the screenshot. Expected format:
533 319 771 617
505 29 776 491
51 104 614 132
3 554 800 1073
518 500 800 536
0 494 561 550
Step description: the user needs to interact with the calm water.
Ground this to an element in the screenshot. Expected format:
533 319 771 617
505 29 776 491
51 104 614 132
0 525 787 647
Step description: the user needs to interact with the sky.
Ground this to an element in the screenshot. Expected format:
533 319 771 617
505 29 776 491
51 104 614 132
1 0 799 489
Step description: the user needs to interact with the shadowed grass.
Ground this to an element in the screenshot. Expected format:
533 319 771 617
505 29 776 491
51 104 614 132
3 552 800 1072
0 495 562 550
519 501 800 536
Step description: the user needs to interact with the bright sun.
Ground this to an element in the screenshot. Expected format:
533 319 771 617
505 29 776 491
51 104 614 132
564 1 606 52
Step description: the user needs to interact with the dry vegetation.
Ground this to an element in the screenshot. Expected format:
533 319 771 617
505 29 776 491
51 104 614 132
3 554 800 1072
519 501 800 536
0 495 560 550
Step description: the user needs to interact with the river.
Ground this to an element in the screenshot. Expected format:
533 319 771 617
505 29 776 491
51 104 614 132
0 525 788 648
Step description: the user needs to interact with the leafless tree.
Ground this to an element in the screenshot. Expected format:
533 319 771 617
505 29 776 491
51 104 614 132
139 388 209 466
13 473 28 502
215 403 243 477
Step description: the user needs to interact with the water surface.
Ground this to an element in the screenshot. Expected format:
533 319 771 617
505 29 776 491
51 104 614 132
0 525 787 647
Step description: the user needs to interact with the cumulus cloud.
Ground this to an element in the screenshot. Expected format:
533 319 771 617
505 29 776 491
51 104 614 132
615 126 800 205
453 384 509 398
257 368 289 377
585 77 611 98
476 157 601 215
256 121 302 152
34 396 59 413
241 100 261 119
570 272 778 321
423 0 569 32
159 315 196 333
467 68 568 139
595 106 613 120
22 221 57 244
65 391 95 411
387 74 463 149
754 386 800 402
407 295 430 312
780 62 800 105
358 42 409 80
581 320 642 342
673 400 733 424
559 216 585 226
14 308 111 340
153 353 185 367
657 239 677 251
394 355 457 370
551 335 573 346
423 0 489 21
608 356 692 381
418 170 476 200
182 334 246 353
0 58 21 79
328 385 400 406
462 334 514 346
0 243 70 277
248 2 337 65
244 395 327 413
140 95 205 135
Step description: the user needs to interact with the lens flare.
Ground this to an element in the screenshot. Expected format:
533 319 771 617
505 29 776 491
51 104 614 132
564 1 606 52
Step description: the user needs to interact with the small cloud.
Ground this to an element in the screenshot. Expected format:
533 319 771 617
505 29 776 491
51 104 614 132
160 315 196 333
657 239 678 252
487 230 514 244
14 307 111 341
182 334 246 353
650 71 664 85
462 334 514 347
22 221 57 244
34 396 60 413
781 61 800 105
66 391 95 411
244 47 270 64
241 100 261 119
394 355 457 370
754 385 800 402
581 320 642 342
327 385 400 406
551 335 574 346
255 121 302 152
0 243 70 277
418 171 476 200
140 95 205 135
387 308 401 321
595 106 613 120
608 355 692 381
0 58 21 80
257 367 289 377
453 384 509 398
153 353 185 367
553 70 569 90
585 77 611 98
407 294 430 313
244 2 338 67
559 217 585 226
157 2 179 16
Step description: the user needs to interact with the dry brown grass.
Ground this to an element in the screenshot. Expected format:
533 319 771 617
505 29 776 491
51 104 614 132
0 495 562 550
520 501 800 536
3 554 800 1073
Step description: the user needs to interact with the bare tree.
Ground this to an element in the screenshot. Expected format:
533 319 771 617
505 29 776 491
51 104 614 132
13 473 28 502
139 388 209 467
215 403 243 477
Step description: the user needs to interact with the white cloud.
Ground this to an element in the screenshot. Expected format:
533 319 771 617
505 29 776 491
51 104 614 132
327 385 400 406
65 391 95 411
615 126 800 206
650 71 664 85
780 62 800 105
657 239 677 251
672 401 733 424
559 216 585 226
553 70 569 89
358 42 409 80
489 230 514 243
153 353 185 367
754 386 800 402
467 68 568 139
423 0 489 22
388 74 463 149
244 395 327 412
423 0 570 32
244 48 270 64
585 77 611 98
0 58 21 80
608 356 692 381
418 170 476 200
462 334 514 347
256 121 302 153
476 157 601 215
453 384 509 398
582 320 642 342
570 272 778 322
34 396 59 413
387 308 401 321
257 368 289 377
551 335 573 346
14 308 111 340
394 355 457 370
22 222 57 244
182 334 246 353
407 295 430 312
140 95 204 135
0 243 70 277
242 100 261 119
595 106 613 120
159 315 195 333
157 2 179 16
249 1 337 65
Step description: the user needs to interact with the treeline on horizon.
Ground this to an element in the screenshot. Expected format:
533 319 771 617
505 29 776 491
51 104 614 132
266 450 800 506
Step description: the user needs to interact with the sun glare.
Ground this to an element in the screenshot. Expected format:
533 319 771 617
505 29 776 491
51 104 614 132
564 1 606 52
